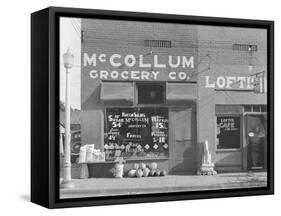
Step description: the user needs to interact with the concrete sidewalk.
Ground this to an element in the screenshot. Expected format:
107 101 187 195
60 172 267 199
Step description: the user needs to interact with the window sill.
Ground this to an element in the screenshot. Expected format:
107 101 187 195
216 148 241 152
125 156 169 161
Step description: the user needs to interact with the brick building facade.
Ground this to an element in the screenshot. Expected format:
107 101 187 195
78 18 267 175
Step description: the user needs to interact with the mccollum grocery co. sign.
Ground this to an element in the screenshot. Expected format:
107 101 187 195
83 53 196 81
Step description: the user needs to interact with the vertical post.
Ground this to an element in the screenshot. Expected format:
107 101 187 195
61 49 75 189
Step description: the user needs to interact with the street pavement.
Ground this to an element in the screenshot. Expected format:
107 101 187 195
60 172 267 199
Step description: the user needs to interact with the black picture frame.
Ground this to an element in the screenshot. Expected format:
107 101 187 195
31 6 274 208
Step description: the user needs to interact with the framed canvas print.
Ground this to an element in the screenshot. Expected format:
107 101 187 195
31 7 274 208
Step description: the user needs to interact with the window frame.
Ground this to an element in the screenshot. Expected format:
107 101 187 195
243 105 267 114
136 82 166 105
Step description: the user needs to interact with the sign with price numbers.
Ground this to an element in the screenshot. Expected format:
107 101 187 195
105 107 169 159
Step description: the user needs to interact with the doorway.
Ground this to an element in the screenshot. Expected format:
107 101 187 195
169 106 196 174
245 114 267 170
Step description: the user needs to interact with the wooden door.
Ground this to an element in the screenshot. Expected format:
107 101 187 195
169 106 196 174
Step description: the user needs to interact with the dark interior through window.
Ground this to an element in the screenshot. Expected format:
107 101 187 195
138 84 164 104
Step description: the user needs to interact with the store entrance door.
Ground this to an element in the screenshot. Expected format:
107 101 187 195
169 106 196 174
245 114 267 171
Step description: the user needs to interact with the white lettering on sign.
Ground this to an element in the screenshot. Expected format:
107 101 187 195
89 70 161 80
154 55 166 68
98 54 106 63
83 52 195 81
246 77 252 89
226 76 236 88
84 53 195 69
109 54 122 67
169 56 180 68
237 77 246 88
178 72 188 80
141 71 150 80
218 118 238 131
205 76 254 89
111 71 119 79
151 71 160 79
83 53 96 66
120 71 129 79
169 72 176 80
89 70 98 79
216 76 226 88
100 70 108 79
182 56 194 68
205 76 215 88
124 55 136 67
89 70 190 81
139 55 151 68
131 71 140 80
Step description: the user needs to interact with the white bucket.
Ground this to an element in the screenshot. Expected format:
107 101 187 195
113 163 124 178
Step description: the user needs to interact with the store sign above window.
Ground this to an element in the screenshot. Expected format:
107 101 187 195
205 75 264 91
83 52 196 81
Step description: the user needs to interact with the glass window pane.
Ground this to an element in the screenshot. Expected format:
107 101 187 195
253 105 260 112
138 84 164 104
217 116 241 149
261 105 267 112
105 107 169 160
244 105 252 112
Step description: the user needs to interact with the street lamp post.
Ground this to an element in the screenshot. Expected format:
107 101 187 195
61 49 75 189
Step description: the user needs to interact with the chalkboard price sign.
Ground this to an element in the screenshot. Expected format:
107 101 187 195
105 107 169 159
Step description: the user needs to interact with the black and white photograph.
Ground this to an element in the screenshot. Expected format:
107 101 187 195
58 16 270 199
1 0 280 213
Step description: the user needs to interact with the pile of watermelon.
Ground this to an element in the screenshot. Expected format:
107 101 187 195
127 162 167 178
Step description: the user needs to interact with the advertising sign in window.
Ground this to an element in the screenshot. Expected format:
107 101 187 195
216 116 240 149
105 107 169 159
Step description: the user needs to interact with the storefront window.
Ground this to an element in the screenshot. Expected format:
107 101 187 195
243 105 267 113
137 84 165 104
260 105 267 112
253 105 260 112
244 105 252 112
216 116 241 149
105 107 169 160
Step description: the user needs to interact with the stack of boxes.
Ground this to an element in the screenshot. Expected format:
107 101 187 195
78 144 105 163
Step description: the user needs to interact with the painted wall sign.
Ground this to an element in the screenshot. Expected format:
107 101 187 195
83 52 195 81
205 75 267 92
80 19 199 107
205 76 254 90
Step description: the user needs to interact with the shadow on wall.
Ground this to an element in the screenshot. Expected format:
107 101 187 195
169 141 197 175
82 84 103 110
196 141 243 173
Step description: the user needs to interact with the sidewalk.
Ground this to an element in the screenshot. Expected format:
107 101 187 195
60 172 267 199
